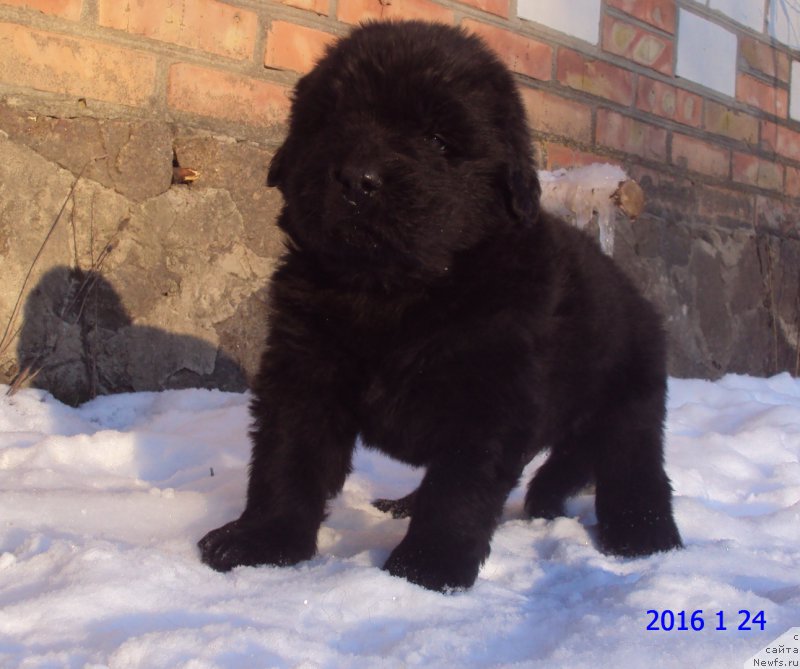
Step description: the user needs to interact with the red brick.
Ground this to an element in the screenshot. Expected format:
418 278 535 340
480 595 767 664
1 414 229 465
455 0 508 17
740 36 790 83
732 153 784 191
520 88 592 142
737 73 789 117
606 0 675 33
775 125 800 162
0 0 81 19
703 101 758 144
0 22 156 106
601 15 673 75
786 165 800 198
557 49 635 106
168 63 291 127
758 121 800 163
338 0 454 24
282 0 328 14
464 20 552 81
636 76 701 127
760 120 778 153
596 109 667 161
265 21 337 74
673 89 703 127
671 133 730 178
544 143 617 170
98 0 258 61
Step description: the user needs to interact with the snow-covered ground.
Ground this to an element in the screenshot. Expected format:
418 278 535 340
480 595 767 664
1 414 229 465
0 374 798 668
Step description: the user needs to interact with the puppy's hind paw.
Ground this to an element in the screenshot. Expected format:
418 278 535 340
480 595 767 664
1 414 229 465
372 490 416 519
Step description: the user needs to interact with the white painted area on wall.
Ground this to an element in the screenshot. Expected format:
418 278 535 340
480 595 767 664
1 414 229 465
676 9 738 97
708 0 766 32
791 61 800 121
769 0 800 49
517 0 601 45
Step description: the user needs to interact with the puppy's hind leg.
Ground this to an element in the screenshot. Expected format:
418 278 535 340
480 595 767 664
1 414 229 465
524 445 593 520
373 490 417 519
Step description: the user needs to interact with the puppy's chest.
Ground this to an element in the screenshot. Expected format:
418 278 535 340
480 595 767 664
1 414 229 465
357 342 443 464
324 294 452 459
320 286 443 359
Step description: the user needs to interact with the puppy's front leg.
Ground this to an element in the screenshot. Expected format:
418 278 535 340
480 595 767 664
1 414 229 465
199 338 359 573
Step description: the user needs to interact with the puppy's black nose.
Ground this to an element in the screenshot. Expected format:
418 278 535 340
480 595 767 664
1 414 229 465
337 165 383 206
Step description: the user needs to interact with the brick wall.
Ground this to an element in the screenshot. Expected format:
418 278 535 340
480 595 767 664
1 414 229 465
3 1 797 177
1 0 800 390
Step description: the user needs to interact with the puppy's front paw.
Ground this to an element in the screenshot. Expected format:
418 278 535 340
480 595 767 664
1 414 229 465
598 510 683 558
198 519 316 572
383 536 484 592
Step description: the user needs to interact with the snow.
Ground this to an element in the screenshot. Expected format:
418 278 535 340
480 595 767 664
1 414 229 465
539 164 628 255
1 374 799 668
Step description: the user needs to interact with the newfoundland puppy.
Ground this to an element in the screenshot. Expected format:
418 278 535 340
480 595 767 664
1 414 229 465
198 21 682 591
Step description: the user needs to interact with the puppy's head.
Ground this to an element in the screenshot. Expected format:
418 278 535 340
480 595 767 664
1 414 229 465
268 21 540 282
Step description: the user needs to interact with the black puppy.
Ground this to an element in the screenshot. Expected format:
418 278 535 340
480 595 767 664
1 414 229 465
199 21 682 591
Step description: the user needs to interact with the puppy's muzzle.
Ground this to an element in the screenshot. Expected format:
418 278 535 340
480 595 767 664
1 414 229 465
337 164 383 208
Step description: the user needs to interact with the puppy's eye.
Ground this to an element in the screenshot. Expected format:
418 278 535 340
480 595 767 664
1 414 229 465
426 133 448 154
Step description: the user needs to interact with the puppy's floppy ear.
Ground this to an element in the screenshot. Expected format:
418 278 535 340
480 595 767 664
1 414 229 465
505 154 541 224
266 143 287 188
267 65 321 189
499 98 541 224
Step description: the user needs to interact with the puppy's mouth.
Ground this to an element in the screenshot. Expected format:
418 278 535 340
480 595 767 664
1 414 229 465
333 209 390 254
308 176 456 282
325 184 381 227
305 160 440 275
320 181 415 269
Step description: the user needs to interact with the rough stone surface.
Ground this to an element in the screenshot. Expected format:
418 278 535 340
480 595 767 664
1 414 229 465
0 99 797 405
0 105 174 203
0 102 280 405
619 167 797 378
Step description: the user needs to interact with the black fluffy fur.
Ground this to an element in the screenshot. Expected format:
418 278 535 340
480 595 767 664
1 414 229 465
198 21 682 591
